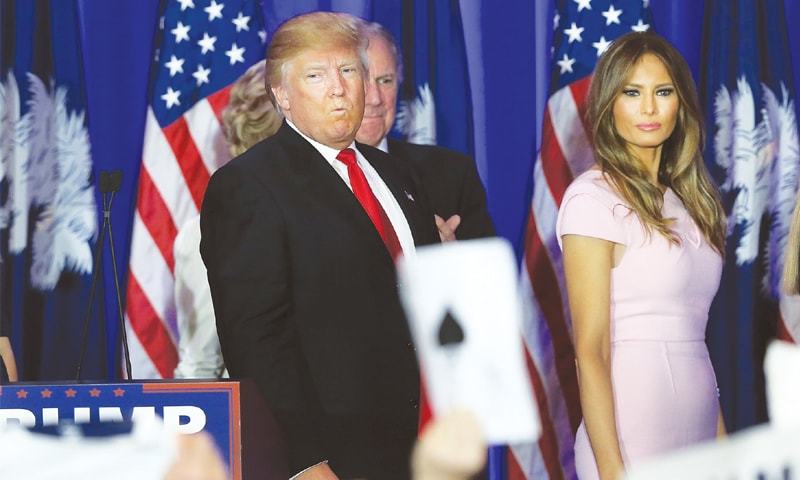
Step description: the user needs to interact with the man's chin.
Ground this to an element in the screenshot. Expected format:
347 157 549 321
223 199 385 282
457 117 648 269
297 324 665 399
355 132 383 147
319 124 359 148
356 124 386 147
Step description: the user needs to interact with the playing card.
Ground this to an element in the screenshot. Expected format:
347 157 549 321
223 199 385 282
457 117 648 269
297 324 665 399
397 238 540 444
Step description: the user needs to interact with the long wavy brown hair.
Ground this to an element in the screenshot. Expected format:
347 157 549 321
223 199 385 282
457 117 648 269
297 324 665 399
586 31 725 254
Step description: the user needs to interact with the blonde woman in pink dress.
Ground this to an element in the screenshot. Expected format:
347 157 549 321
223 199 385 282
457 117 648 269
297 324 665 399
556 32 727 480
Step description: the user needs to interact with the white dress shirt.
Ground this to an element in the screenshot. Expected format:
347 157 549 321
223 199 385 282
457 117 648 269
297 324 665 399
173 216 228 379
287 120 416 256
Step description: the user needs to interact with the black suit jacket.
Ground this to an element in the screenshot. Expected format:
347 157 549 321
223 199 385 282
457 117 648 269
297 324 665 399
388 139 495 240
200 123 439 479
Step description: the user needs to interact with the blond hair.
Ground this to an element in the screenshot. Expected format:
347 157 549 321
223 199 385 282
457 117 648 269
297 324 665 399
587 31 726 254
222 61 282 156
265 11 368 110
783 195 800 294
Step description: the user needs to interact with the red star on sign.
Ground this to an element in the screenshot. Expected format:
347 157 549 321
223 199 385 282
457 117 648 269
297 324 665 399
89 388 101 398
65 388 77 398
16 389 28 399
113 388 125 397
41 389 53 398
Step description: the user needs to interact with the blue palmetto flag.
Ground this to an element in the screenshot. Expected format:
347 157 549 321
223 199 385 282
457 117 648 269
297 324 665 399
0 0 98 380
702 0 800 431
373 0 474 156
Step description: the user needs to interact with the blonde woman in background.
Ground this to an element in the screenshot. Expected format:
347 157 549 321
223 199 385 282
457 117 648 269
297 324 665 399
222 60 284 156
173 60 282 379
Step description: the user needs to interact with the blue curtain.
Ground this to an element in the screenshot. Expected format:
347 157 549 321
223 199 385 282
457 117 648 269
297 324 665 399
3 0 796 445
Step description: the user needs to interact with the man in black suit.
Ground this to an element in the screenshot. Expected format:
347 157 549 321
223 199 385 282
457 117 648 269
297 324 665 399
355 21 495 241
200 12 439 480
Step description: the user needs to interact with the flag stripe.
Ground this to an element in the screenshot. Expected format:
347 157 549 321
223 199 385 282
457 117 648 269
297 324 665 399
184 97 229 175
524 213 581 430
128 212 178 337
142 109 200 224
163 116 211 210
777 316 793 342
539 111 574 206
520 269 577 480
531 158 568 315
525 346 566 480
125 272 179 378
125 319 161 379
207 85 233 124
135 167 178 272
506 454 528 480
551 81 594 176
568 76 592 140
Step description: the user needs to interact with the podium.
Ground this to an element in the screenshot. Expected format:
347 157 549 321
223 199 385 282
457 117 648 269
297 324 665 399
0 379 288 479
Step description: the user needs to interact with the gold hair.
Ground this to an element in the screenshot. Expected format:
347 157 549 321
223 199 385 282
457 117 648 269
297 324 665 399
783 195 800 294
587 31 726 254
265 11 368 111
222 61 283 156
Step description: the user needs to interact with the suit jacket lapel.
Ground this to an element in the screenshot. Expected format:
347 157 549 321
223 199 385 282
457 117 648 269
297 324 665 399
272 123 395 264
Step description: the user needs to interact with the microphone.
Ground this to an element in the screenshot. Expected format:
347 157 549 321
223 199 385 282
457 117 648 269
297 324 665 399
76 170 133 381
99 170 123 193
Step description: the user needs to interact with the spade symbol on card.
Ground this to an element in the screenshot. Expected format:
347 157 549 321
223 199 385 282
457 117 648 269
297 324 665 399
437 309 465 347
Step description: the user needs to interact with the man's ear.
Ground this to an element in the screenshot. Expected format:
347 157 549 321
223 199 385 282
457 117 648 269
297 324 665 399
272 85 290 112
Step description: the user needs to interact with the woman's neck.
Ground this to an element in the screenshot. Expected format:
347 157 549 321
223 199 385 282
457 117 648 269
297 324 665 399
632 145 663 187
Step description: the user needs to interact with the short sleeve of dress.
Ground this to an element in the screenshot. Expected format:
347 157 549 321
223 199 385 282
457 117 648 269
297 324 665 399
556 179 628 249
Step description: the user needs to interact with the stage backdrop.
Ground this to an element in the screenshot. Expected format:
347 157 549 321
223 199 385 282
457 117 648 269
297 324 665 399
2 1 800 479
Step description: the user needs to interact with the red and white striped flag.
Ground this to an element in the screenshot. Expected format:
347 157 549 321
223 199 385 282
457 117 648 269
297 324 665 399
126 0 265 378
508 2 653 478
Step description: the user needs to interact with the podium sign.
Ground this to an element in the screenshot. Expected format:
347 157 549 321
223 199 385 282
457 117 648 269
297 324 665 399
0 380 286 480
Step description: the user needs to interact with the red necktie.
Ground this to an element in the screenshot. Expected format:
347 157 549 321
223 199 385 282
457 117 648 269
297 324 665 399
336 148 404 260
337 149 432 433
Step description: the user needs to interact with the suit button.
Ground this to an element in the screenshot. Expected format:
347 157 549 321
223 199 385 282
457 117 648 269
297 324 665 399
406 342 416 352
409 398 418 409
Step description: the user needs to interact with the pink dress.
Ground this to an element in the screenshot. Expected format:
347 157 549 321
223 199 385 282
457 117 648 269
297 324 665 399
556 169 722 479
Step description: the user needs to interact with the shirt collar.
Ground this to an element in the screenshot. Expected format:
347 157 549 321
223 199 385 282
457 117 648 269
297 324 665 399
376 137 389 153
286 119 357 163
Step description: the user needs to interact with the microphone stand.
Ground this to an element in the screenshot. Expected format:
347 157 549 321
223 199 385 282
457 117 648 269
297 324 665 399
76 170 132 381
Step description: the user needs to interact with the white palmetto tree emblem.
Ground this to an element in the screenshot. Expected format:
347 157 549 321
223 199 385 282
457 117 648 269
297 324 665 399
0 71 97 291
0 71 31 254
713 76 800 299
396 83 437 145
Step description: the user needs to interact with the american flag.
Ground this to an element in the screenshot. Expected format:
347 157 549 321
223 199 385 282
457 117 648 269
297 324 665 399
126 0 265 378
509 1 653 478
